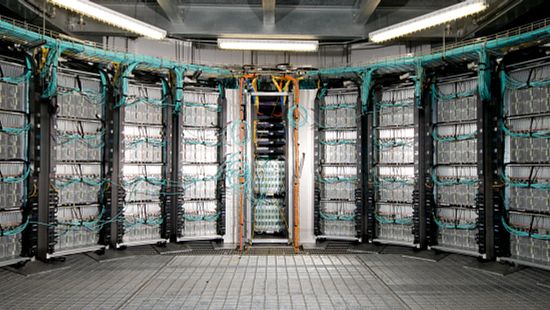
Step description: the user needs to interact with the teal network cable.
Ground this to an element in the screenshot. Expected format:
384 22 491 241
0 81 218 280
57 87 105 104
431 130 477 143
374 214 413 225
0 217 30 236
126 137 166 149
373 138 412 149
413 61 424 108
431 171 478 187
501 216 550 240
123 176 168 190
0 54 32 85
499 68 550 116
0 123 31 135
58 130 105 148
317 175 357 184
372 176 414 187
320 139 356 146
57 207 106 232
431 83 477 103
124 216 164 228
54 177 107 188
0 166 31 183
500 172 550 190
183 212 220 222
499 120 550 139
40 44 64 98
477 47 492 102
182 139 220 146
320 210 355 221
432 210 477 230
287 104 308 128
319 103 356 110
374 99 414 110
182 101 222 112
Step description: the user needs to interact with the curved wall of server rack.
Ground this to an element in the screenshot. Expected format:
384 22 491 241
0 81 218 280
1 18 550 271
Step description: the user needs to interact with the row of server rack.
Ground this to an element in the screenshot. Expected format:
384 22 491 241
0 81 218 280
108 74 226 248
0 53 226 265
1 49 550 271
311 52 550 270
361 74 487 255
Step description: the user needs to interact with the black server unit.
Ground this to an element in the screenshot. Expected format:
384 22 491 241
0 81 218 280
112 71 170 247
370 83 417 246
314 87 362 241
429 75 483 256
499 58 550 269
0 56 32 266
179 86 225 241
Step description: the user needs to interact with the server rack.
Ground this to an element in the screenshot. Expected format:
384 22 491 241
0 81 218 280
429 75 483 257
314 87 362 241
178 86 225 241
498 58 550 269
47 68 107 257
113 76 170 247
370 83 418 247
0 57 32 266
248 92 290 244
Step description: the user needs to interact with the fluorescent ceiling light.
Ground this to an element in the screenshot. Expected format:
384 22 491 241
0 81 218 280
368 0 488 43
47 0 167 40
218 39 319 52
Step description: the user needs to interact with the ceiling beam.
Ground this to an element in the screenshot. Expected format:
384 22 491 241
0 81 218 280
354 0 380 24
157 0 183 23
461 0 543 38
262 0 276 26
4 1 472 40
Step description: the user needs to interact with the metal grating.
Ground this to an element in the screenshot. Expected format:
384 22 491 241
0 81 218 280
1 253 550 309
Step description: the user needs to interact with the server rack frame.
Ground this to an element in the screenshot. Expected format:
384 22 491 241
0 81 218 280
427 73 489 258
245 91 293 245
370 81 419 248
177 86 225 242
413 81 429 249
0 55 33 266
46 67 108 258
110 68 170 248
35 62 59 261
313 87 363 242
497 55 550 270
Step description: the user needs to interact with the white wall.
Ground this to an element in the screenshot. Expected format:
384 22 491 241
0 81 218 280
298 89 318 246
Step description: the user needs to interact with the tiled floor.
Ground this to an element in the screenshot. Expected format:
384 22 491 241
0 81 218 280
1 252 549 309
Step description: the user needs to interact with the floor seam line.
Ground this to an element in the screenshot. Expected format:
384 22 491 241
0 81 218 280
356 254 413 310
115 256 176 309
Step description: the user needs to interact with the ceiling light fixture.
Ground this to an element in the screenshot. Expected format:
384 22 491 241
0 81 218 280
217 39 319 52
368 0 488 43
47 0 167 40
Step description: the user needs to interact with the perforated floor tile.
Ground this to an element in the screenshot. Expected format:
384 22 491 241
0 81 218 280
358 254 550 310
1 253 549 309
119 255 405 310
0 254 174 309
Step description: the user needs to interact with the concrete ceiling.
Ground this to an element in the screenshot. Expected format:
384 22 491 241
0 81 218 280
1 0 548 43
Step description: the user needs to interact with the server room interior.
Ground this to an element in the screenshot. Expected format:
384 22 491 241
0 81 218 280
2 2 550 310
